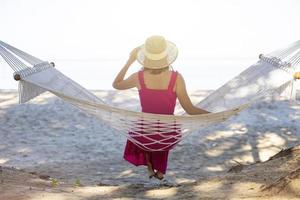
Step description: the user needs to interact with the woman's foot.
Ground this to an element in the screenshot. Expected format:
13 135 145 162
147 166 155 179
154 171 164 180
148 170 155 179
145 152 155 179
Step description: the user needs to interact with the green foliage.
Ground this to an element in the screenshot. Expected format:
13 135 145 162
50 178 59 187
74 177 83 187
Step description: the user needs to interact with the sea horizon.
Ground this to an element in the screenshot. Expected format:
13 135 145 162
4 57 298 91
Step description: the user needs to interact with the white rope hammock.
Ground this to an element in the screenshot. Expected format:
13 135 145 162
0 40 299 151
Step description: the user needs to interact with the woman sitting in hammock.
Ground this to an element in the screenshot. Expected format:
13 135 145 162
112 35 209 180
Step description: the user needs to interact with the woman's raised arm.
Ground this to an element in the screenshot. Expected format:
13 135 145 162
112 47 140 90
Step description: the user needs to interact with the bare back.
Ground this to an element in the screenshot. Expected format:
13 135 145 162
140 70 176 92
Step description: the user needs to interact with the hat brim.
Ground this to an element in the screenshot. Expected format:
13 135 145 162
137 40 178 69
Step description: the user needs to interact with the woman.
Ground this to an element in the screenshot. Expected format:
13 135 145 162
112 35 209 180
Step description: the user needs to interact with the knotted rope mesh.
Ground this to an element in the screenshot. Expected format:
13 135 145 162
0 40 299 151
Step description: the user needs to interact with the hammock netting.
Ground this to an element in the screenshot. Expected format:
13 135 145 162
0 40 299 151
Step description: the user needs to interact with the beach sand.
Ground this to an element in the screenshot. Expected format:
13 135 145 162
0 89 300 199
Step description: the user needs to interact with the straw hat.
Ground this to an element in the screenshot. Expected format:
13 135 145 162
137 35 178 69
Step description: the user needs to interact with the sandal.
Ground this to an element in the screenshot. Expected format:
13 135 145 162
148 171 155 179
154 172 164 180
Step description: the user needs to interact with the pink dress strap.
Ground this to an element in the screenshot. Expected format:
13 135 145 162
168 71 178 91
138 71 146 89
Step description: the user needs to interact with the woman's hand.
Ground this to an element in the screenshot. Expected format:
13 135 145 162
112 47 140 90
127 47 140 65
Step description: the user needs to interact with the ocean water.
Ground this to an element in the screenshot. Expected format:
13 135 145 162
0 58 299 91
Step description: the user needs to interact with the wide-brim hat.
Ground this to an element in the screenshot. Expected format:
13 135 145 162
137 35 178 69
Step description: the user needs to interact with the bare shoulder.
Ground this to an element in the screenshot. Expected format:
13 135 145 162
176 72 183 79
175 72 185 85
173 71 185 92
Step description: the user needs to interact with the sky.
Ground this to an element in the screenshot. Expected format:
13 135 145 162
0 0 299 90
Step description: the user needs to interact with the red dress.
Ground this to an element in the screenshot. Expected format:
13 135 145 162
123 70 178 174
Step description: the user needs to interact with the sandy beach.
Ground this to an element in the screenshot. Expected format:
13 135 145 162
0 89 300 199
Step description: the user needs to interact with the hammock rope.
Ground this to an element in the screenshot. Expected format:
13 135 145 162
0 40 299 151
